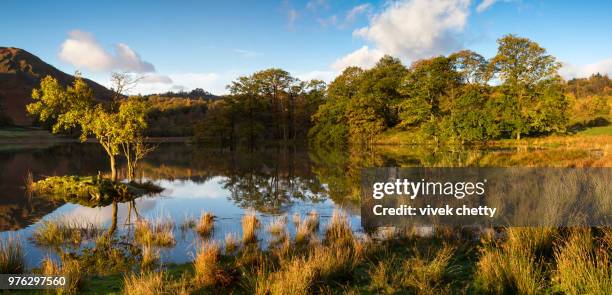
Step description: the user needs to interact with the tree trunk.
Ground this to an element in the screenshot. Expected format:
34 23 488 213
109 154 117 182
516 132 521 140
107 201 118 236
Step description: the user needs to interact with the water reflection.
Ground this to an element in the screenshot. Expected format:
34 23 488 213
0 142 599 267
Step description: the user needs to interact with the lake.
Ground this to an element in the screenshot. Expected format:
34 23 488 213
0 141 593 268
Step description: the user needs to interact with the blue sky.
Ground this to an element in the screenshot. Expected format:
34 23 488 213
1 0 611 94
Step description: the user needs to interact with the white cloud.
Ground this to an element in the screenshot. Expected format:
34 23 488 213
476 0 497 12
296 70 337 83
346 4 372 23
59 30 155 73
353 0 471 60
317 4 371 29
140 73 173 84
59 31 114 72
560 58 612 80
331 46 385 70
114 43 155 72
130 72 237 95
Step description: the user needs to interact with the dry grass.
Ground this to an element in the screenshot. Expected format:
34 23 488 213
325 209 354 246
122 271 190 295
554 228 612 294
400 244 456 293
41 256 82 294
305 210 319 232
196 212 215 237
224 233 239 254
474 228 555 294
31 219 102 247
368 244 455 294
242 211 260 244
24 171 34 193
267 215 287 237
134 218 176 247
268 256 316 295
123 271 165 295
294 210 320 246
295 221 312 246
141 245 159 271
0 236 24 273
194 241 221 287
266 236 365 294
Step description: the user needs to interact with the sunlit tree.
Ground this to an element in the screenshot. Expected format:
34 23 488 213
27 75 149 181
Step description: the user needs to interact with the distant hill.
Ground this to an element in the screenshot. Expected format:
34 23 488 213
0 47 113 126
143 88 220 100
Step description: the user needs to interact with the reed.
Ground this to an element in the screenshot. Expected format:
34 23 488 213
122 271 165 295
0 236 24 274
196 212 215 237
194 241 221 287
242 211 260 244
267 215 287 237
269 257 316 295
305 210 319 232
553 228 611 294
141 245 159 271
31 218 102 247
324 209 353 246
474 228 549 294
224 233 239 254
400 244 456 293
134 218 175 247
41 256 82 294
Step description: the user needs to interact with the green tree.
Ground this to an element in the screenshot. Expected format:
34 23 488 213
449 50 488 85
27 75 148 181
309 67 363 146
448 85 500 142
194 99 235 147
489 34 563 139
398 56 461 143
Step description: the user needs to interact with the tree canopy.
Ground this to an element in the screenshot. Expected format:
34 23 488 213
27 75 149 181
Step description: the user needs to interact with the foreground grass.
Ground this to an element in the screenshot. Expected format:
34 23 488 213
9 209 606 295
0 236 25 274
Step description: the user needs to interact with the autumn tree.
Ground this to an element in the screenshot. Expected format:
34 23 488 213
110 73 153 181
27 75 148 181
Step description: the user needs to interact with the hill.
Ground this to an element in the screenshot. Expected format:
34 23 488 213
0 47 113 125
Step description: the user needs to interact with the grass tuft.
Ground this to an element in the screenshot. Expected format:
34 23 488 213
325 209 353 246
242 211 260 245
553 228 611 294
134 218 176 247
196 212 215 237
31 219 102 247
141 245 159 271
224 233 239 254
41 256 82 294
0 236 24 274
194 241 223 287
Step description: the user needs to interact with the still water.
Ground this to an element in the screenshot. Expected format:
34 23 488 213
0 142 559 268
